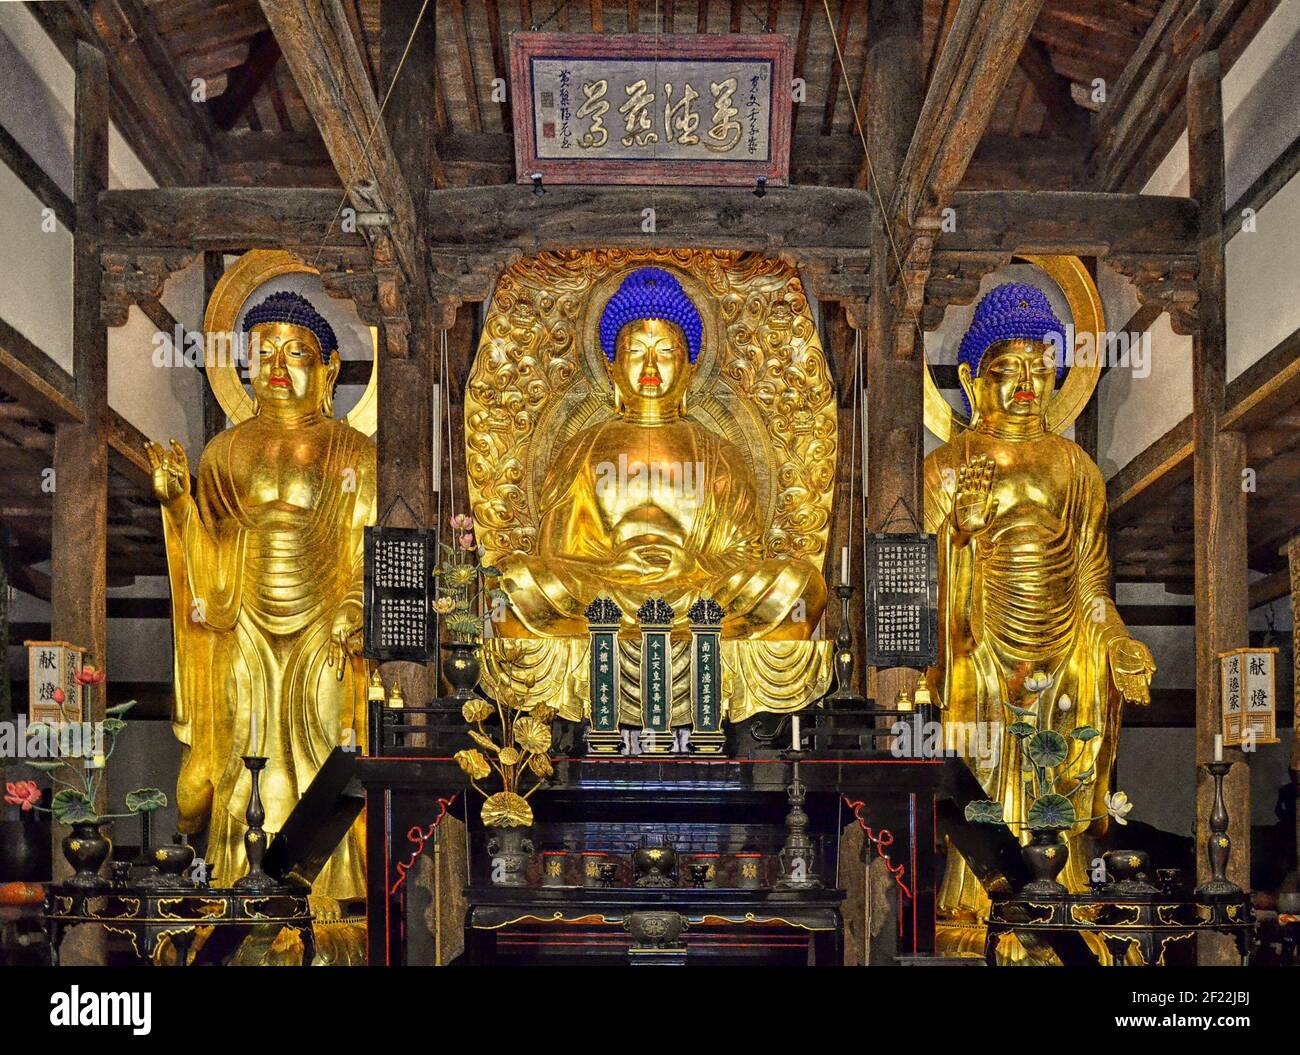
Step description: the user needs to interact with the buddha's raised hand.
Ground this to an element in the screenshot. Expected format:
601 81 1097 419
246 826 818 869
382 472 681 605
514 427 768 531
953 455 998 539
145 439 190 506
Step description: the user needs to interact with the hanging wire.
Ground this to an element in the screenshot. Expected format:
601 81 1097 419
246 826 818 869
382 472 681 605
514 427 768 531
817 0 929 355
294 0 434 287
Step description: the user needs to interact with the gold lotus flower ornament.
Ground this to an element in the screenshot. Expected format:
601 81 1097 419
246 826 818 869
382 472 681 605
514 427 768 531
462 699 493 724
482 791 533 828
455 679 559 828
433 597 457 615
455 749 491 781
514 716 552 754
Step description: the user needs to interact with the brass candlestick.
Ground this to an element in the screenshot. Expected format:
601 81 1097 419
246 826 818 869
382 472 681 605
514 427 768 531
1196 761 1242 899
233 755 277 891
776 755 823 890
828 583 867 707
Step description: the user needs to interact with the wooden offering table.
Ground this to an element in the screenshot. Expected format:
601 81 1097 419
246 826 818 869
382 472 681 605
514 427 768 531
44 882 314 966
984 891 1256 966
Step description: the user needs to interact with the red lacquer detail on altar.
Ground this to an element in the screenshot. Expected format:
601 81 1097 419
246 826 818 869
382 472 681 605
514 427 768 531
841 794 913 902
389 794 458 896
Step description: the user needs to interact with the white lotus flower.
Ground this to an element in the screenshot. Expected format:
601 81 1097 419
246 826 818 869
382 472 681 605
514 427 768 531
1058 694 1072 713
1105 791 1133 826
1025 671 1053 693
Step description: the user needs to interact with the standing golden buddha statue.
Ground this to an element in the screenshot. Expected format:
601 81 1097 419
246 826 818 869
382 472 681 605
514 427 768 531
923 283 1155 963
499 267 825 640
146 291 375 919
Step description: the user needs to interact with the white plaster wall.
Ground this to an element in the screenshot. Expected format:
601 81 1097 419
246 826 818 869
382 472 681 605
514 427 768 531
0 3 206 460
1101 0 1300 477
0 163 73 371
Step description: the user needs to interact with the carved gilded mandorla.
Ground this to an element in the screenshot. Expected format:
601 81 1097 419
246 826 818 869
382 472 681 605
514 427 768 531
465 250 837 723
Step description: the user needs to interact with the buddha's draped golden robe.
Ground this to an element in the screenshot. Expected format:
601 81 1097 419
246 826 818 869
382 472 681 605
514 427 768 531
160 420 375 900
500 417 824 638
924 429 1132 955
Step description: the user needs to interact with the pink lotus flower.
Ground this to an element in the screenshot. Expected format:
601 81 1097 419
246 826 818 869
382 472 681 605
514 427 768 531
458 532 476 551
4 781 41 812
75 665 106 686
52 688 66 705
450 514 473 531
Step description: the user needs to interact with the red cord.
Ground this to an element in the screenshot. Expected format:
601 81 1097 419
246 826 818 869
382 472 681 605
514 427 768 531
841 794 913 899
389 794 458 895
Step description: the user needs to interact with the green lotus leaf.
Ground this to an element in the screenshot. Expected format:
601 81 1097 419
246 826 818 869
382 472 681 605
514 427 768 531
1026 793 1076 830
105 701 137 718
125 787 168 813
1070 725 1100 742
1004 702 1037 718
25 760 67 772
100 718 127 736
479 566 501 578
1025 729 1069 768
964 799 1005 824
1007 721 1036 738
51 789 98 824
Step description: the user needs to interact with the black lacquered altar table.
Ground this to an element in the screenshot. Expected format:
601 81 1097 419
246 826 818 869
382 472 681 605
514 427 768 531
357 753 946 966
983 891 1256 966
464 886 846 965
44 882 314 966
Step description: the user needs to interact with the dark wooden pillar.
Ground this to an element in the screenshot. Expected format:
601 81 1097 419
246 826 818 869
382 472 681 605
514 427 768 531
377 3 435 703
50 40 109 963
865 0 924 706
1188 51 1250 964
202 251 227 442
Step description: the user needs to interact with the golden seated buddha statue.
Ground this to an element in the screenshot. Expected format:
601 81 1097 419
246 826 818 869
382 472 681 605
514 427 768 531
466 252 838 727
498 268 824 640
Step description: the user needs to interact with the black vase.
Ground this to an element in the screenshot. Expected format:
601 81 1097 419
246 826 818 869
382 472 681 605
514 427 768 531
0 807 52 882
1020 827 1069 897
61 821 111 890
441 641 481 700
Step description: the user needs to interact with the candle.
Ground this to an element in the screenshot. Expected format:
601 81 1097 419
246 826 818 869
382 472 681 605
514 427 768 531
1213 733 1223 762
791 714 801 751
840 546 849 584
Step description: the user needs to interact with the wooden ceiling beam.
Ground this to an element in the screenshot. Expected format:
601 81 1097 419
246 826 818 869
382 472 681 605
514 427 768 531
892 0 1045 230
28 0 220 185
1090 0 1280 192
95 183 1199 264
99 187 366 252
1017 35 1086 136
206 28 282 131
258 0 420 281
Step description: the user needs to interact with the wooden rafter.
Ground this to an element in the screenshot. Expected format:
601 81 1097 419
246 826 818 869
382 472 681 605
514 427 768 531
258 0 420 280
892 0 1046 228
206 28 282 131
28 0 220 185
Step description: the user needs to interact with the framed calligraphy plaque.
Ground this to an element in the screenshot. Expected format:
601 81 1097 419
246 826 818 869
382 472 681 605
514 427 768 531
865 533 938 669
510 32 792 186
363 527 435 663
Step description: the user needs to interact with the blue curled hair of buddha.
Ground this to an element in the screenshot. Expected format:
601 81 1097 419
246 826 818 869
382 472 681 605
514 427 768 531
242 290 339 358
599 267 703 364
956 282 1066 414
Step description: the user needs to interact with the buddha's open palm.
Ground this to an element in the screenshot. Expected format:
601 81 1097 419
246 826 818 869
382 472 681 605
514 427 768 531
1109 637 1155 705
145 439 190 506
953 455 999 538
